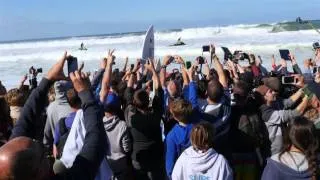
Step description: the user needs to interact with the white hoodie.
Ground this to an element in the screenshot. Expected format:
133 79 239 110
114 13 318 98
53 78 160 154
172 146 233 180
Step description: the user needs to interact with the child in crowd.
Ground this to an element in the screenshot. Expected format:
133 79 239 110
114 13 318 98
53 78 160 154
172 121 233 180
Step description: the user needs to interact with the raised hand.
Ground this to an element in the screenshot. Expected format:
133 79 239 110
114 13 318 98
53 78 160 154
100 58 107 69
294 74 305 88
145 58 156 72
70 71 90 93
290 54 297 65
280 58 287 68
106 49 116 66
46 51 68 81
303 58 313 68
255 55 261 66
174 55 185 64
21 74 28 83
163 55 173 66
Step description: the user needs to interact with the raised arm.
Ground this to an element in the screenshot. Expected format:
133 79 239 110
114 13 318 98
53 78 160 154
18 74 28 90
122 57 129 73
160 55 172 88
124 72 136 105
175 55 189 87
66 70 106 178
290 54 302 74
99 49 115 102
91 58 107 91
11 52 68 139
211 44 228 88
187 65 199 109
145 58 160 90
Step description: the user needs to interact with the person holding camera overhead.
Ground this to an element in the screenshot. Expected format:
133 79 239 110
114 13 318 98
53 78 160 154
253 75 309 155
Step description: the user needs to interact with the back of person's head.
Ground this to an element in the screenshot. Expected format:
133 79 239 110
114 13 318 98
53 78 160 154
110 79 120 94
233 81 250 106
133 89 149 110
0 137 51 180
6 88 26 107
66 88 81 109
169 99 192 124
197 80 208 99
208 69 218 81
168 80 181 98
103 92 120 115
191 121 215 152
281 117 318 178
207 79 223 103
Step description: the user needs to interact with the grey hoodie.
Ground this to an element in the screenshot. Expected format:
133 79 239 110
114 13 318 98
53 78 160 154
43 81 72 148
103 115 131 173
172 146 233 180
259 99 300 155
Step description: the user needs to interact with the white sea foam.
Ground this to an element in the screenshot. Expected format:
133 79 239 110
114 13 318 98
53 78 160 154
0 23 319 88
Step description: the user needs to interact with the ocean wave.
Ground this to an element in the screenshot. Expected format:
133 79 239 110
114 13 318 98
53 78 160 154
0 20 319 63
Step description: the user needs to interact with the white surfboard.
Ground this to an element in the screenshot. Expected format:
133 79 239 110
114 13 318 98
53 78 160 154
142 25 154 62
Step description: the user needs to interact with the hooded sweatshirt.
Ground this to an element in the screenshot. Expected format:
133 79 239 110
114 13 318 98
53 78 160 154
259 100 300 155
103 115 131 173
172 146 233 180
165 123 193 177
262 152 312 180
43 81 72 147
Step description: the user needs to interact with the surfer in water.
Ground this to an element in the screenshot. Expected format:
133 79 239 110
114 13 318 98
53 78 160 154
79 42 87 50
172 37 186 46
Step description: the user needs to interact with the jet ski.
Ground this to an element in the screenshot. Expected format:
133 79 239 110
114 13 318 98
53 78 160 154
78 47 88 51
170 42 186 46
170 37 186 46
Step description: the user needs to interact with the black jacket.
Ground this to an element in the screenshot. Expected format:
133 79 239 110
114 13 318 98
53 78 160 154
124 87 164 169
11 78 107 179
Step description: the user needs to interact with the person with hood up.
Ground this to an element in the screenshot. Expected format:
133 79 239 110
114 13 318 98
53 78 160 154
262 117 319 180
43 80 72 149
172 121 233 180
98 49 132 180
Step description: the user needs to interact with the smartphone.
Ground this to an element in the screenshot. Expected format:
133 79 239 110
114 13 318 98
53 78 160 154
202 45 210 52
281 76 296 84
185 61 191 69
279 49 291 61
37 68 43 73
67 56 78 75
130 64 134 71
221 47 233 60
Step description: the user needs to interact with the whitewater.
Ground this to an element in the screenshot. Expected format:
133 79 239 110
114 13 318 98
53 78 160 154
0 23 319 88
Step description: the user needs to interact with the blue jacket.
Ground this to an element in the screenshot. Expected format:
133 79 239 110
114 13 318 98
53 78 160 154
165 123 193 177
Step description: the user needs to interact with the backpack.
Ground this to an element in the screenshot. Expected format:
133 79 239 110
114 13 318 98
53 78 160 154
56 117 70 159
